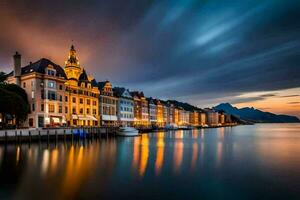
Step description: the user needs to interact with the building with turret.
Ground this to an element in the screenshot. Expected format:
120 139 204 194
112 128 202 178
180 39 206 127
64 45 100 127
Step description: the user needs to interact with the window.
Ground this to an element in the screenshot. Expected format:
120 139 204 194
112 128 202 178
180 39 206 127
47 91 56 100
41 90 45 99
65 96 68 102
59 95 62 102
31 91 35 99
47 70 55 76
32 104 35 111
59 106 62 113
23 82 26 88
29 118 34 127
49 104 55 113
72 107 76 114
72 97 76 103
87 108 90 114
41 104 44 111
65 106 68 113
93 109 96 115
80 98 83 104
80 108 83 114
48 81 55 88
59 85 63 90
93 100 97 106
87 99 90 105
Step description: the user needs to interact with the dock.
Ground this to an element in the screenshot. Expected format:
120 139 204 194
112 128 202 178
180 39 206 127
0 127 118 143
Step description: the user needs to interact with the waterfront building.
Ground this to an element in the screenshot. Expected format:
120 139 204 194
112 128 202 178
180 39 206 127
155 99 164 127
218 112 225 125
181 110 190 126
204 109 219 126
199 112 206 126
167 103 175 125
189 111 199 126
113 87 134 126
147 98 157 127
173 107 179 125
131 91 149 127
7 52 67 128
162 101 169 125
64 45 100 127
98 81 118 126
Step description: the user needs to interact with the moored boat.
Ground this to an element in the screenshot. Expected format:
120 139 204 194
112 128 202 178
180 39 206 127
116 127 139 136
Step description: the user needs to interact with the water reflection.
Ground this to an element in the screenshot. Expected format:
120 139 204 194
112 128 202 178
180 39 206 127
139 134 149 177
155 132 165 175
173 131 184 173
1 124 300 200
191 142 198 171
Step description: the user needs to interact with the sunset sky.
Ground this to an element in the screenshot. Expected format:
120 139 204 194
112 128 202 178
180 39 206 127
0 0 299 118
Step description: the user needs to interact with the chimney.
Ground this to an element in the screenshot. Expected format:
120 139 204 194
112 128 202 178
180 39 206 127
13 51 21 86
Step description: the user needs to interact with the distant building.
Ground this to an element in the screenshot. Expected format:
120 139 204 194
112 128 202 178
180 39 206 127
7 53 67 128
155 99 164 127
113 87 134 126
218 112 225 124
147 98 157 127
189 111 199 126
204 109 219 126
131 91 149 127
199 112 206 126
98 81 118 126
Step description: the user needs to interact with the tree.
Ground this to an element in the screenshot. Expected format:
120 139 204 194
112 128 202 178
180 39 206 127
0 72 7 83
0 83 30 129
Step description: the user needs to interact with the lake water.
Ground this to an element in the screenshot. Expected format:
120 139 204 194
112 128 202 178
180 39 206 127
0 124 300 200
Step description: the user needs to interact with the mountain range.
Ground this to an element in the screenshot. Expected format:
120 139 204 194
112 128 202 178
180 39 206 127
213 103 300 123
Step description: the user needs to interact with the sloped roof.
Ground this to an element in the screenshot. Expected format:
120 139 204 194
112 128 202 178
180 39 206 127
97 81 109 90
130 91 144 98
113 87 126 97
8 58 67 78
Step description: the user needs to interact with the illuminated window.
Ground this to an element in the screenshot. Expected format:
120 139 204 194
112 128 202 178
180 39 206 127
48 81 55 88
49 104 55 113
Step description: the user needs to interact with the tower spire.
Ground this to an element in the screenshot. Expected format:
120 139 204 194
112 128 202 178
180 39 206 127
65 44 80 68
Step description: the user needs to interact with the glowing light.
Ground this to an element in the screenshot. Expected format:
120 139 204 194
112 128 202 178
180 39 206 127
16 146 20 165
51 149 59 173
41 149 50 175
191 142 198 171
132 137 141 171
173 136 184 173
139 134 149 177
155 132 165 175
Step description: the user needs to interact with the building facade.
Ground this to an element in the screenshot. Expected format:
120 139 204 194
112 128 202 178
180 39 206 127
147 98 157 127
98 81 118 126
205 109 219 126
7 53 68 128
64 45 100 127
113 87 134 126
131 91 149 127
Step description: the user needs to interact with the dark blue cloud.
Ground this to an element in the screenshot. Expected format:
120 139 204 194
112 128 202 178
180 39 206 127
0 0 299 105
